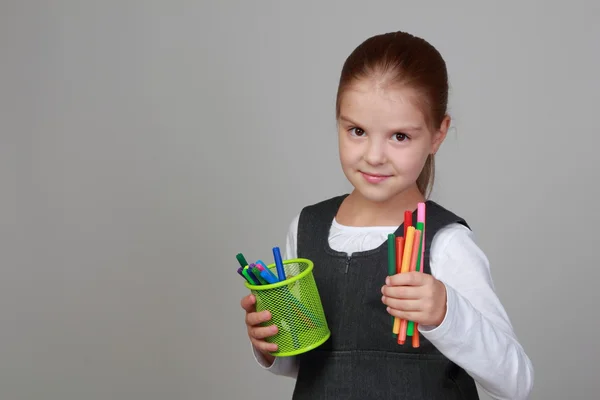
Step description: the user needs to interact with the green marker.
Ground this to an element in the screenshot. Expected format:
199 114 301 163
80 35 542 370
250 266 268 285
236 253 249 268
387 233 396 276
241 267 259 285
407 222 424 336
387 234 397 336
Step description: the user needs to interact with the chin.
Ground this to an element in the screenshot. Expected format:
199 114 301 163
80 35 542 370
347 181 397 204
356 189 399 204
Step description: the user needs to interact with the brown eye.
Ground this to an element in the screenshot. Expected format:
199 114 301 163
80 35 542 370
394 133 408 142
350 127 365 137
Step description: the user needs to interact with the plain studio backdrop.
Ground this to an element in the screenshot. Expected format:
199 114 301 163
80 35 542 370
2 1 599 399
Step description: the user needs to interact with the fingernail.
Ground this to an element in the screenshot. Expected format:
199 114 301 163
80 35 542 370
385 277 390 285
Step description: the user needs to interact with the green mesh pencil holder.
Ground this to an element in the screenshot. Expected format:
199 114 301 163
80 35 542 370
245 258 330 357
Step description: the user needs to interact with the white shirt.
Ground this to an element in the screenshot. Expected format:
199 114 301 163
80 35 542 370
252 214 534 400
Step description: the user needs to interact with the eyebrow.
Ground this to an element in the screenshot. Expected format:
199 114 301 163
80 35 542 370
338 115 423 132
339 115 360 126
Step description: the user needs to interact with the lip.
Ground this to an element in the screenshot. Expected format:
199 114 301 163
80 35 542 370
360 171 392 183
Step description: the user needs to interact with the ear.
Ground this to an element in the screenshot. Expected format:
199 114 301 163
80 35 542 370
430 114 451 155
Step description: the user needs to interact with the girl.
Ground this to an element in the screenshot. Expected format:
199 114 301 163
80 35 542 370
240 31 534 400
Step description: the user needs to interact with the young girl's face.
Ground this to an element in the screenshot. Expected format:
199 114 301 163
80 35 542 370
337 79 447 204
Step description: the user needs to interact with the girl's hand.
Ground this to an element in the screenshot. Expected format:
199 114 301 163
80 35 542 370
381 272 447 327
240 294 278 364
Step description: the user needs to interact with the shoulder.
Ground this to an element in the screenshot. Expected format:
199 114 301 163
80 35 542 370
296 194 349 229
425 201 486 266
430 222 475 257
287 213 300 238
429 222 492 281
427 200 476 260
289 194 348 231
284 194 348 259
425 200 470 231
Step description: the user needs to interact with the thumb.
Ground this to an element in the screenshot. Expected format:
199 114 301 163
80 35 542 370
240 294 256 313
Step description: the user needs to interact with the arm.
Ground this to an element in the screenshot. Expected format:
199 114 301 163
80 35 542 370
250 214 301 378
251 345 299 378
422 223 534 400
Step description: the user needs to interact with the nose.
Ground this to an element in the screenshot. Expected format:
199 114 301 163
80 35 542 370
364 137 386 166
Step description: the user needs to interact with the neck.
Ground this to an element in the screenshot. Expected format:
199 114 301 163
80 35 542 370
337 186 425 227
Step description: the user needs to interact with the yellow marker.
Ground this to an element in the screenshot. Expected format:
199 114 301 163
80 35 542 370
392 236 404 336
392 228 415 335
400 227 415 273
393 315 401 334
395 227 415 343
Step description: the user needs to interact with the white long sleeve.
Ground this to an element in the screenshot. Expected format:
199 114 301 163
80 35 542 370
251 214 534 399
249 221 301 378
417 223 534 400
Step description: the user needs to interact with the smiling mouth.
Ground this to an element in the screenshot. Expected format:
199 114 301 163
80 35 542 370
360 171 392 183
360 171 392 178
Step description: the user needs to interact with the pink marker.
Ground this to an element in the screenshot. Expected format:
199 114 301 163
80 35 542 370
412 202 426 348
417 202 426 271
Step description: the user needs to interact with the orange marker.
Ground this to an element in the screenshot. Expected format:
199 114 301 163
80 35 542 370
408 231 421 274
412 326 420 348
396 227 415 343
392 237 404 335
395 237 404 274
399 229 421 345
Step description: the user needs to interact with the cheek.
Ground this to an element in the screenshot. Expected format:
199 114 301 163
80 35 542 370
339 138 361 165
391 148 428 174
339 148 356 168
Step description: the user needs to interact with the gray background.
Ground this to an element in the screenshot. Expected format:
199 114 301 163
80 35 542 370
3 1 599 399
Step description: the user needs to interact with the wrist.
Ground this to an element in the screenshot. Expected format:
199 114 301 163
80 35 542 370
261 351 275 366
433 279 448 326
252 343 276 368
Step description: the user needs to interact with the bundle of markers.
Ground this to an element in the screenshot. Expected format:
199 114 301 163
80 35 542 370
387 202 426 348
235 247 288 285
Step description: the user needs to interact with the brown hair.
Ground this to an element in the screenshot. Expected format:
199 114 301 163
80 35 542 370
335 31 449 198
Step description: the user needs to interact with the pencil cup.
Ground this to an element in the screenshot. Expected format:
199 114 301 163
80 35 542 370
245 258 330 357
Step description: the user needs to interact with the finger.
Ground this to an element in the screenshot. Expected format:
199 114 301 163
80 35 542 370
386 271 428 287
250 324 279 340
381 284 421 299
381 296 422 312
246 310 272 327
240 294 256 312
386 306 419 322
251 338 278 353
